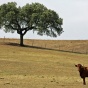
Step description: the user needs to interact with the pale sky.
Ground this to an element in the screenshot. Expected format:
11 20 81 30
0 0 88 40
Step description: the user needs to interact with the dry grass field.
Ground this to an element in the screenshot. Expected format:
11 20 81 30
2 38 88 54
0 38 88 88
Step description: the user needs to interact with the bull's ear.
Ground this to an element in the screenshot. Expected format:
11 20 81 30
75 65 77 67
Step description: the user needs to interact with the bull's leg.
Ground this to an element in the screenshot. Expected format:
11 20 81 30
83 78 86 85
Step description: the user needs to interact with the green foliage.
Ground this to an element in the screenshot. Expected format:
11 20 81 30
0 2 19 33
0 2 63 45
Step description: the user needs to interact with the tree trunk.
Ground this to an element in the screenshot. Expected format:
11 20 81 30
20 34 24 46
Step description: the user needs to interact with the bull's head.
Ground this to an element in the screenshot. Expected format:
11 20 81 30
75 64 83 72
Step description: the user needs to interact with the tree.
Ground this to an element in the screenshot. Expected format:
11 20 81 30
0 2 63 46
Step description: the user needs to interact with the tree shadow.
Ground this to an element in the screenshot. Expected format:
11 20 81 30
4 42 85 54
4 42 20 46
4 42 52 50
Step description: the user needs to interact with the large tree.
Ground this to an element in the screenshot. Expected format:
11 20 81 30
0 2 63 46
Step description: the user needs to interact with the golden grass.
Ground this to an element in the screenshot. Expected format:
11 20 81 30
0 38 88 88
1 38 88 54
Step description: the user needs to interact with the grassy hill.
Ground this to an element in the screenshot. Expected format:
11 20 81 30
0 38 88 88
1 38 88 54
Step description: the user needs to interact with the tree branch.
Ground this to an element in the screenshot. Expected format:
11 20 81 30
5 24 17 30
22 26 36 35
15 19 21 29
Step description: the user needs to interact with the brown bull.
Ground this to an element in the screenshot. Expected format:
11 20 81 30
75 64 88 85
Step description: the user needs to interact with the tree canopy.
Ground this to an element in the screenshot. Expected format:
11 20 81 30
0 2 63 46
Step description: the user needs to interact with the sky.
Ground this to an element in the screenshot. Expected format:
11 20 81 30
0 0 88 40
